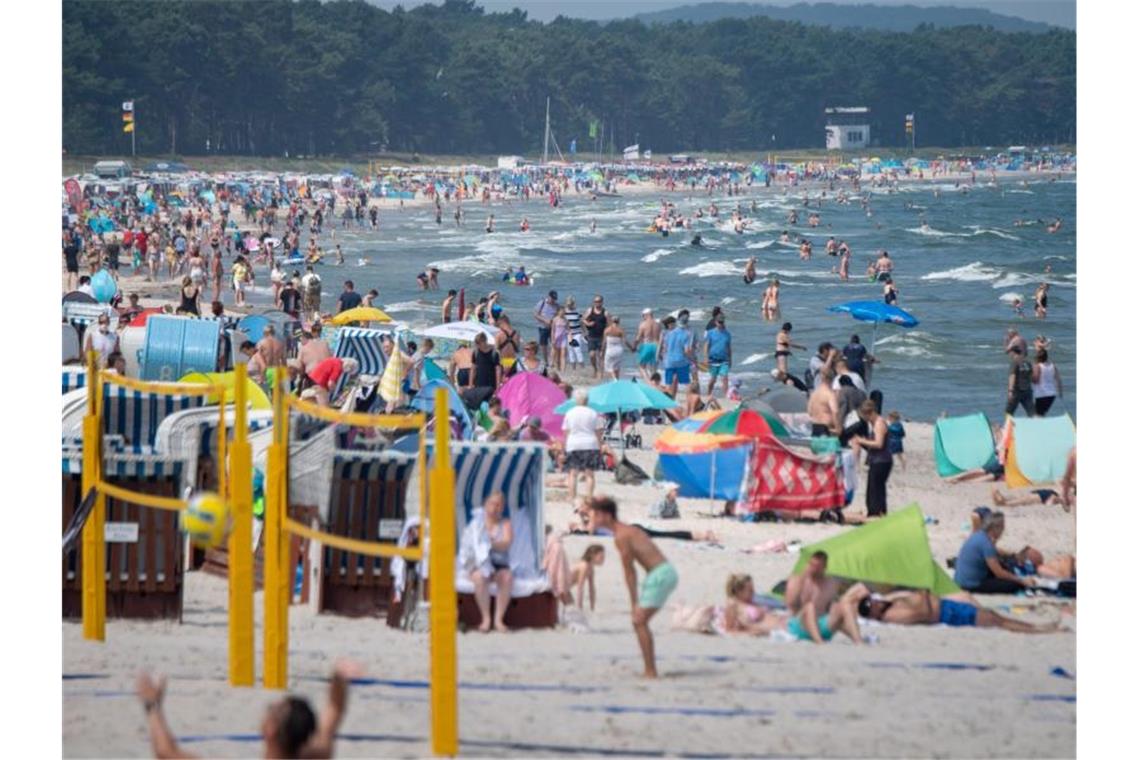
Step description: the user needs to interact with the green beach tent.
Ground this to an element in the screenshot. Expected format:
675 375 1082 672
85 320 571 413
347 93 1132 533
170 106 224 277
791 505 959 596
934 412 997 478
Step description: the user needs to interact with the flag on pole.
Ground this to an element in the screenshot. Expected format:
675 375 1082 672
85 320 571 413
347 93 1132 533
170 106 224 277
123 122 135 133
122 112 134 122
122 100 134 112
588 120 598 139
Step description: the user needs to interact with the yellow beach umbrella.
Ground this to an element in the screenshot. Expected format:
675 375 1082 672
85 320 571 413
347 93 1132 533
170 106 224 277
180 371 272 411
330 306 393 325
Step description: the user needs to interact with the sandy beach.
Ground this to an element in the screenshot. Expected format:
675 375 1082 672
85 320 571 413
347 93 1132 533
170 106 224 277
62 419 1075 758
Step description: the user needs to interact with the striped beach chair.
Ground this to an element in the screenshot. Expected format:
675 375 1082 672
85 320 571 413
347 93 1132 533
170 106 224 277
306 451 417 617
449 442 556 629
62 447 189 621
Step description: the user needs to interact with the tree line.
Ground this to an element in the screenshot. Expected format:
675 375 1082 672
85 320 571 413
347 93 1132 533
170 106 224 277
62 0 1076 158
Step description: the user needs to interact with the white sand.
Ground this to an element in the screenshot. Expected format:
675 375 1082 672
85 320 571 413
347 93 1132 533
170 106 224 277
63 421 1075 758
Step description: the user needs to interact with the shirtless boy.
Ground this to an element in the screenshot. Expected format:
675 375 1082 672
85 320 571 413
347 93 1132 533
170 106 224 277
589 496 678 678
807 368 840 437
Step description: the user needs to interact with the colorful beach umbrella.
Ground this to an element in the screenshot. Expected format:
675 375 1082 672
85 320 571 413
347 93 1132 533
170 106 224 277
827 300 918 381
330 306 393 325
698 406 788 440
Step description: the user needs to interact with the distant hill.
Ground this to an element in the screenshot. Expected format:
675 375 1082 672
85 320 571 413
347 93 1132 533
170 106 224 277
632 2 1058 33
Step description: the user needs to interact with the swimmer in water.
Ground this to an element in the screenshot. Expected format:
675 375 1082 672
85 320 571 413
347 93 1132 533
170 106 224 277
761 278 780 319
1034 283 1049 319
520 218 530 232
590 219 597 233
774 322 804 376
1011 296 1025 318
357 257 370 267
335 244 344 266
691 233 703 247
780 230 791 244
743 256 757 285
1046 218 1062 234
486 214 495 233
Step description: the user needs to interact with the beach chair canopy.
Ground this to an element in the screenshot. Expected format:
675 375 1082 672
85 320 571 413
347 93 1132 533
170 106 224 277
1003 414 1075 488
934 412 997 478
791 505 960 595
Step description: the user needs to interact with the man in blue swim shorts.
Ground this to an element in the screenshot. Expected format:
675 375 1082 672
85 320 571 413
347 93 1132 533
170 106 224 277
661 310 695 396
633 307 663 381
589 495 678 678
853 586 1058 633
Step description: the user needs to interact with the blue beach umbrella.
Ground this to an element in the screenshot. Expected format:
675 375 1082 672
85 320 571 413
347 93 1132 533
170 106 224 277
827 301 919 381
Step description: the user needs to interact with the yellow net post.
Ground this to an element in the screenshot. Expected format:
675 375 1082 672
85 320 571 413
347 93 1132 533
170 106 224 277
429 388 458 756
81 350 106 641
228 363 254 686
263 370 288 689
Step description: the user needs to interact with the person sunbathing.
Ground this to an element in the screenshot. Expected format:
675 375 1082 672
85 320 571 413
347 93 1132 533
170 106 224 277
852 585 1058 633
136 661 360 759
945 459 1004 483
991 485 1063 507
717 574 789 636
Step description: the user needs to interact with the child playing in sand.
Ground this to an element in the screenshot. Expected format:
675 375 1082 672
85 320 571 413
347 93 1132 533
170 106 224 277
588 496 678 678
571 545 606 611
886 411 906 470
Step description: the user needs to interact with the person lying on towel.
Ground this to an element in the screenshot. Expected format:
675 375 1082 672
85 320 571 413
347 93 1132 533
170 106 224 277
851 585 1059 633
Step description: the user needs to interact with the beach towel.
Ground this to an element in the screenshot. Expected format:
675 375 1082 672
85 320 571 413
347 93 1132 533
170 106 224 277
737 436 845 514
1004 414 1075 488
934 413 997 477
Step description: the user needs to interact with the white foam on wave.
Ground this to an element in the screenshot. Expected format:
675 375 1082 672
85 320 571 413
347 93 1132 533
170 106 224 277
642 248 676 263
739 352 769 366
383 300 432 313
678 261 738 278
991 272 1075 289
998 292 1024 304
921 262 1002 283
746 240 776 250
1007 189 1034 194
720 296 737 305
967 226 1021 241
906 226 969 238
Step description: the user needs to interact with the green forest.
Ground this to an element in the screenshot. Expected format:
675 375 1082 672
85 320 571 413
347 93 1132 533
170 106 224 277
62 0 1075 157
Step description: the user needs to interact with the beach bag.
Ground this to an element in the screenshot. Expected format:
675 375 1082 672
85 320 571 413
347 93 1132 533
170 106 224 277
614 456 649 485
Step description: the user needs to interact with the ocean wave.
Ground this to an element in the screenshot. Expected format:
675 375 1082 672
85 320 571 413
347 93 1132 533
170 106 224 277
998 292 1024 304
383 300 432 313
991 272 1075 289
739 352 769 366
746 240 776 250
921 262 1002 283
678 261 738 278
966 226 1021 241
642 248 676 263
906 226 970 238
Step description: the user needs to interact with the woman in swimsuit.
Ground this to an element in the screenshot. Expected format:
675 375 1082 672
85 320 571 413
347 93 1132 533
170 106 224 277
516 341 545 374
717 575 788 635
1034 283 1049 318
761 278 780 318
177 276 201 316
775 322 803 375
883 277 899 305
742 256 757 285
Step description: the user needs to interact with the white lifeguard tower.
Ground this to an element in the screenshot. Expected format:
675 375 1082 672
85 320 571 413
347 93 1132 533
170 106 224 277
825 107 870 150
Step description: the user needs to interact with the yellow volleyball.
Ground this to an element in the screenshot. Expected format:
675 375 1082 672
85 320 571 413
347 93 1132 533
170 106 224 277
181 492 229 549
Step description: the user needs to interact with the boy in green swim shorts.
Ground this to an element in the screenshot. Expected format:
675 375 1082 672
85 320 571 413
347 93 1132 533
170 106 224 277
589 495 677 678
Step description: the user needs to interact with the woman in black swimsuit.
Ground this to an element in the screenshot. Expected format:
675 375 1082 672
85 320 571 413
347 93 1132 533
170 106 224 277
178 276 201 316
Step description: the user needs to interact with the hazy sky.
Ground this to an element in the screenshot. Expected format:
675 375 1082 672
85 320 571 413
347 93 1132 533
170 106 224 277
366 1 1075 28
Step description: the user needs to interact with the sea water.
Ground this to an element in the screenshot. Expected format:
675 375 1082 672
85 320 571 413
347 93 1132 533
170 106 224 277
276 179 1075 422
